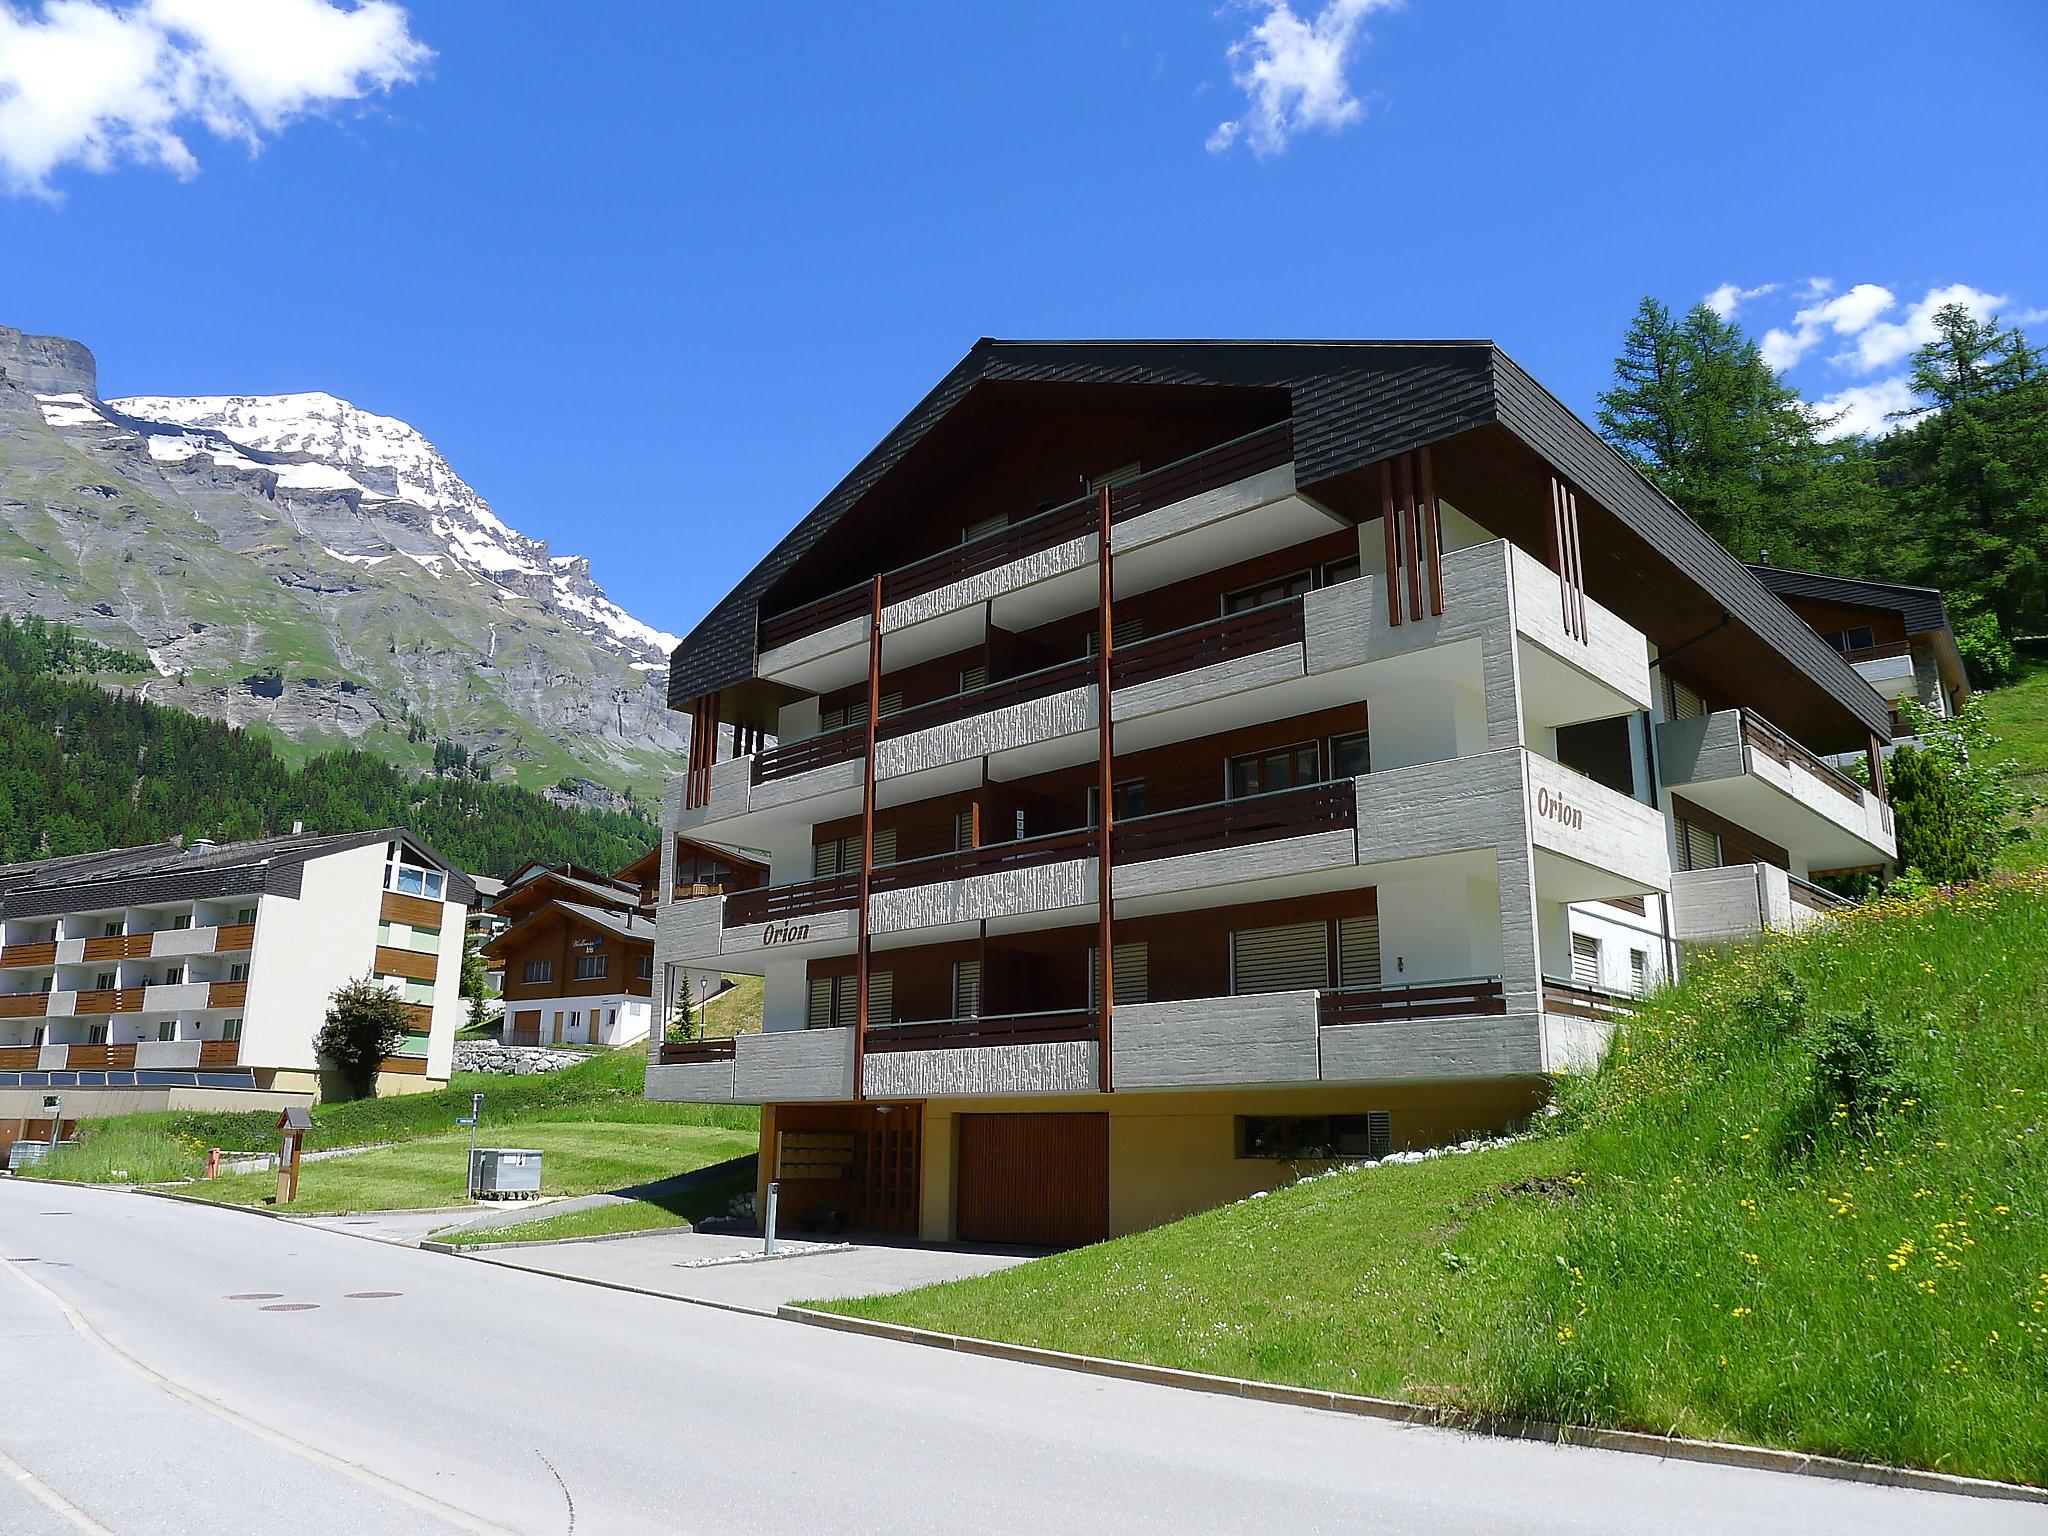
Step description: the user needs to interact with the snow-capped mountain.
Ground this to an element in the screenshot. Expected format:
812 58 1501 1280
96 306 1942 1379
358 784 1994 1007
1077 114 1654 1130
1 323 686 798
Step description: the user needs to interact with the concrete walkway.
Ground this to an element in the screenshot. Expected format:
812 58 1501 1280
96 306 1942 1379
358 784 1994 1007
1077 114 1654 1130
433 1152 756 1237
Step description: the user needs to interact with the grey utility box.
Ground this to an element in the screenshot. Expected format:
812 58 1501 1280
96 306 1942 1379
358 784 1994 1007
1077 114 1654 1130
470 1147 543 1199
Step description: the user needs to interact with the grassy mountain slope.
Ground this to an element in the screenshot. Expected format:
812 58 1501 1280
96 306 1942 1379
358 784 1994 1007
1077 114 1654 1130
831 875 2048 1484
1977 659 2048 867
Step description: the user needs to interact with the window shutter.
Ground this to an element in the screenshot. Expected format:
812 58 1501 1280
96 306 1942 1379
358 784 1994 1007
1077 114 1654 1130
1680 819 1720 872
1365 1110 1392 1159
873 826 897 866
953 808 977 851
1629 948 1649 995
808 977 835 1029
952 960 981 1018
1231 924 1328 995
963 512 1008 543
812 841 842 878
1665 676 1705 720
868 970 893 1025
959 664 987 693
1088 943 1149 1007
1571 933 1601 989
878 691 904 719
1337 915 1381 989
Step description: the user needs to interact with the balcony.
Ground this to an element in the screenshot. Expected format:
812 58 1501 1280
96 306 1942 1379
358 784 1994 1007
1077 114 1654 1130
0 992 50 1019
1657 708 1895 871
0 941 56 970
71 987 145 1015
863 1011 1102 1098
868 830 1096 936
1670 862 1850 945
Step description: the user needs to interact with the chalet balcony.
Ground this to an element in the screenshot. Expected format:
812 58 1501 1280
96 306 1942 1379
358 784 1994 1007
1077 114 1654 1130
1669 862 1849 945
1657 708 1895 871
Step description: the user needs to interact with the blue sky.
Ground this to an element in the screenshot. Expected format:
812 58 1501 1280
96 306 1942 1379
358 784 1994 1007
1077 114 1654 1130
2 0 2044 642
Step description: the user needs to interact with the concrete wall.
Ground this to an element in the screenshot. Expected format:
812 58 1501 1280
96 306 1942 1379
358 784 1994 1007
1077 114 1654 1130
1669 864 1769 943
1110 830 1355 904
1112 989 1319 1089
874 685 1094 782
734 1025 854 1100
863 1038 1098 1098
882 536 1095 632
240 842 384 1073
1525 751 1671 893
870 857 1094 935
1318 1010 1545 1081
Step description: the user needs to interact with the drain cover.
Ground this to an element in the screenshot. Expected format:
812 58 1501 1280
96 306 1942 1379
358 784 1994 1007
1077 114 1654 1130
345 1291 401 1299
259 1303 318 1312
226 1292 283 1301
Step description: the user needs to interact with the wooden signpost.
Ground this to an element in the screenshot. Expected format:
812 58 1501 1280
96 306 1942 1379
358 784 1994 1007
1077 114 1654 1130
275 1105 312 1204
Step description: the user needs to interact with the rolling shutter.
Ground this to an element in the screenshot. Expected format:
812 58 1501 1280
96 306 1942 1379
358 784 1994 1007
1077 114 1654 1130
959 664 987 693
1231 923 1329 995
1571 933 1601 989
1629 949 1649 995
1087 943 1149 1007
952 960 981 1018
869 970 893 1025
1337 915 1381 989
1679 818 1720 872
963 512 1008 542
954 808 977 851
1665 676 1705 720
814 829 894 876
873 827 896 866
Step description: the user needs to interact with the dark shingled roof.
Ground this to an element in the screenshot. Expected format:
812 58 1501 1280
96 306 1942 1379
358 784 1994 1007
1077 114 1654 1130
666 338 1889 740
1746 564 1952 638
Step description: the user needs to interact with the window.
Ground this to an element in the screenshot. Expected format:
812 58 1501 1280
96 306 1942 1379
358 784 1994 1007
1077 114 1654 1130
1087 943 1149 1008
229 962 249 982
1320 554 1362 587
103 921 121 937
813 828 894 875
235 908 255 925
819 692 903 732
636 954 654 981
1556 716 1635 797
95 972 116 991
422 871 444 900
962 511 1008 543
30 1025 45 1047
1223 569 1313 615
959 663 987 693
1231 923 1328 994
523 959 554 985
157 1021 175 1042
1677 818 1721 872
397 866 425 896
1083 617 1145 656
1239 1112 1391 1161
1663 675 1706 720
1825 626 1877 654
1085 779 1148 825
575 954 608 981
807 972 889 1027
952 960 982 1018
1629 949 1650 996
953 807 978 851
170 913 191 930
162 965 183 985
1330 730 1370 780
1089 462 1141 492
1228 742 1319 799
1571 933 1602 989
223 1018 242 1041
87 1023 108 1044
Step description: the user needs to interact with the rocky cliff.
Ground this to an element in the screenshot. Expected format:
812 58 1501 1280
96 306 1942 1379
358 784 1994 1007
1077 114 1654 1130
0 323 686 797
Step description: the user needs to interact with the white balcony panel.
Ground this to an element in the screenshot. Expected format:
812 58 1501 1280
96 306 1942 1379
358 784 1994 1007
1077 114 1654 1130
647 1058 740 1103
758 613 870 694
1505 542 1654 725
1113 990 1319 1089
1355 751 1522 866
882 536 1096 635
875 685 1094 783
54 938 85 966
45 990 77 1019
143 982 212 1012
135 1040 202 1068
148 927 219 960
1112 831 1356 907
37 1044 67 1070
735 1026 854 1101
863 1039 1097 1099
1669 863 1842 945
657 896 728 968
1851 652 1917 699
870 858 1094 938
1658 712 1896 869
1543 1013 1615 1074
1110 643 1305 732
1115 467 1341 603
1524 754 1670 899
719 904 859 964
1319 1011 1545 1082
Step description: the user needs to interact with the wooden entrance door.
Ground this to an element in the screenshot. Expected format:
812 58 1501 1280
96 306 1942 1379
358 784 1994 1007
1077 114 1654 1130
956 1113 1109 1249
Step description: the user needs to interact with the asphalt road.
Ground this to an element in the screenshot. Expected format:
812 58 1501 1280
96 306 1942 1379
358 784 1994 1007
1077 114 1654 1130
0 1180 2035 1536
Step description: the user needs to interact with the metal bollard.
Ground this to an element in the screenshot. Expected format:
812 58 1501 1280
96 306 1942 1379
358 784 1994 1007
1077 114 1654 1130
763 1179 780 1256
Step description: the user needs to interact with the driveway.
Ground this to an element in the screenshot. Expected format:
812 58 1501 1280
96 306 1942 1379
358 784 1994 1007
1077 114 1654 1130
0 1180 2034 1535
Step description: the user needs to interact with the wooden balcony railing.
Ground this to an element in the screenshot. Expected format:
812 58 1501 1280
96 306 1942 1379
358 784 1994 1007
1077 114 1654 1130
1110 595 1305 693
1317 977 1506 1027
753 721 865 785
1839 639 1913 664
0 942 57 969
658 1037 738 1065
0 1046 39 1069
0 993 50 1019
865 1010 1100 1054
208 980 249 1009
82 934 151 962
875 657 1094 744
72 988 144 1015
214 923 257 951
1741 710 1867 806
1789 875 1849 914
867 829 1096 895
374 944 439 982
755 421 1293 656
1113 780 1357 866
64 1044 137 1070
198 1040 241 1068
1541 978 1635 1022
722 870 861 929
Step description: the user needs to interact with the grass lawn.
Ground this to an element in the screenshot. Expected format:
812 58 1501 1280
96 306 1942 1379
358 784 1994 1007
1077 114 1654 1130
697 974 764 1038
827 874 2048 1485
183 1121 757 1215
25 1045 759 1186
438 1162 756 1246
1975 658 2048 869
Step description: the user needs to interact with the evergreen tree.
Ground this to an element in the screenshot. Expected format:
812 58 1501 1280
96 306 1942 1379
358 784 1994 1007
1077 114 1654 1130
1886 746 1980 885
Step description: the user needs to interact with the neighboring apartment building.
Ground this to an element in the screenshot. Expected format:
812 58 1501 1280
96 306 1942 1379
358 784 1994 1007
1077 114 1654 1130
1749 563 1972 746
646 339 1899 1247
486 840 762 1047
0 830 468 1133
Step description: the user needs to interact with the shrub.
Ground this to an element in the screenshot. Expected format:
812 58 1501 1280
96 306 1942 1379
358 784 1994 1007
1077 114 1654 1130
1888 745 1982 883
1954 612 2017 687
313 977 409 1099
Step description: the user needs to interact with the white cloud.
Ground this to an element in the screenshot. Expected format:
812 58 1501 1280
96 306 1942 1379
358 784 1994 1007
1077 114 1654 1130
1704 282 1778 320
1809 375 1923 440
1755 279 2017 375
1207 0 1400 157
1843 282 2008 372
0 0 429 197
1760 281 1896 371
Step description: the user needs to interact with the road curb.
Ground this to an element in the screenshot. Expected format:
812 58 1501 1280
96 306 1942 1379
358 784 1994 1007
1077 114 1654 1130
776 1306 2048 1507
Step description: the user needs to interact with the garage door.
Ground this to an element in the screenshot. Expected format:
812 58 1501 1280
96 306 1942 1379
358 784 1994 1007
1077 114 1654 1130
956 1113 1109 1249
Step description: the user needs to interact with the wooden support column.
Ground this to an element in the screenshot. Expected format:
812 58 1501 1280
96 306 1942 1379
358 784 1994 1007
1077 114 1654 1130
1095 485 1116 1094
1565 485 1588 640
1419 444 1445 617
1380 460 1403 626
684 693 720 808
853 574 883 1101
1866 734 1887 803
1395 452 1423 621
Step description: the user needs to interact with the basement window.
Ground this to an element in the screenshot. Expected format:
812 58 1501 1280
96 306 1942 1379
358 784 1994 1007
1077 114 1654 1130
1238 1113 1391 1161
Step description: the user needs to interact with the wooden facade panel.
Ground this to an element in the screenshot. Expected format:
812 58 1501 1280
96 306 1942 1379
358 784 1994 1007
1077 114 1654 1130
0 993 50 1019
380 891 445 929
208 980 248 1009
378 1054 429 1076
493 909 653 1002
213 923 256 952
197 1040 240 1067
374 945 439 983
0 942 57 969
956 1113 1109 1249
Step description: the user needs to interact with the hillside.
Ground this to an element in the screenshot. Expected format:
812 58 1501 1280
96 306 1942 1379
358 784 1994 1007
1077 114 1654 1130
1976 659 2048 867
0 322 685 799
0 615 654 874
831 874 2048 1485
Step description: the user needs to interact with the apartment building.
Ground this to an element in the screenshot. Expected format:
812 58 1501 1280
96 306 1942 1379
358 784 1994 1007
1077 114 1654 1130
1749 564 1972 745
0 830 469 1132
486 840 762 1047
647 339 1899 1247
